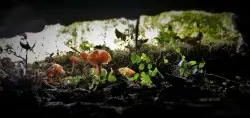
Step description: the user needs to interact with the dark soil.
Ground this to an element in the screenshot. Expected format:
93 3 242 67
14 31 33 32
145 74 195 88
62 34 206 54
1 73 250 118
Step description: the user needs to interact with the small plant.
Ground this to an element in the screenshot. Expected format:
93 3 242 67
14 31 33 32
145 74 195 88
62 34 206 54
89 67 117 91
176 55 205 78
129 52 158 87
63 75 82 85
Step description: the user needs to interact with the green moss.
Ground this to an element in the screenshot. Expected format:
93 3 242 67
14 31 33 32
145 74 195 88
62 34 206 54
140 10 241 50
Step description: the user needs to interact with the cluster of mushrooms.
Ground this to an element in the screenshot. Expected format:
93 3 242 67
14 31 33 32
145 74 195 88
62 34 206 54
46 49 136 85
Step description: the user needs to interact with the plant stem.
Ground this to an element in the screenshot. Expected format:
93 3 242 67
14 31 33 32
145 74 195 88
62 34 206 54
71 63 75 74
25 50 28 69
135 16 140 53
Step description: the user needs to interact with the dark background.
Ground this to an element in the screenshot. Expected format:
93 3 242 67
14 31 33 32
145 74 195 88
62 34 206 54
0 0 249 42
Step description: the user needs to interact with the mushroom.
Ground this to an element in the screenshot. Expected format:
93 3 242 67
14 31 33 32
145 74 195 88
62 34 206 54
80 52 89 60
46 63 65 85
53 63 65 75
70 56 80 74
85 49 111 76
118 67 136 77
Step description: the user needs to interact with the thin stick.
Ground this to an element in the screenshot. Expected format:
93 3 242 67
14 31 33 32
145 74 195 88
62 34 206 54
70 47 81 53
205 73 241 84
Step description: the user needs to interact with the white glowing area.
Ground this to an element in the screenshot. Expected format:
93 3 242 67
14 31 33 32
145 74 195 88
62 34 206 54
0 18 138 63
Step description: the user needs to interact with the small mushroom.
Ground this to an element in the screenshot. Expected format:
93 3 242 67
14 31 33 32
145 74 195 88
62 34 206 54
80 52 89 60
52 63 65 76
70 56 80 74
46 63 65 85
118 67 136 77
85 49 111 76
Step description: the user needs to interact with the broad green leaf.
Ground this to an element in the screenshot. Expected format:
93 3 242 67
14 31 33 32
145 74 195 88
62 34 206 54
107 70 116 83
130 73 139 81
152 68 158 76
148 70 154 77
140 73 152 86
100 69 108 79
131 53 136 64
179 68 185 76
192 65 198 70
145 58 151 63
141 53 151 63
147 64 152 70
89 68 95 76
175 48 181 53
141 53 147 60
141 72 147 77
149 68 158 77
181 55 186 60
80 43 91 51
131 53 141 64
136 55 142 63
188 61 197 66
199 61 205 68
170 38 177 48
184 71 191 78
139 63 145 71
164 58 169 64
93 75 100 81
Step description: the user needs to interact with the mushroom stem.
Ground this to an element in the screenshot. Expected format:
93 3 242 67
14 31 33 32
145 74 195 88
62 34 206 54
71 63 75 74
95 63 102 76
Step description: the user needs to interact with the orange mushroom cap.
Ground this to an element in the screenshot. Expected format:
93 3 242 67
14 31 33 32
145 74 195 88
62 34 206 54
52 63 65 75
80 52 89 60
70 56 80 63
86 49 111 67
119 67 136 77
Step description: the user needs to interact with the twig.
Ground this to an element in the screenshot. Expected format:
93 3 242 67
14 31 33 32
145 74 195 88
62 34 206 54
7 49 26 61
70 47 81 53
205 73 241 84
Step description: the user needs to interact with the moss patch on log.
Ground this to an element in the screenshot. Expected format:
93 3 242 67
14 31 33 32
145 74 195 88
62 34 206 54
140 10 242 50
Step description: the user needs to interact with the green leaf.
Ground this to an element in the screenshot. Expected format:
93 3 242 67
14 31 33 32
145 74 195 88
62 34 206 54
147 64 152 70
140 72 152 86
100 69 108 79
170 38 177 48
175 48 181 53
164 58 169 64
141 53 151 63
184 71 191 78
136 55 142 63
131 53 141 64
141 53 147 60
80 42 91 51
130 73 139 81
188 61 197 66
89 68 95 76
141 72 147 77
181 55 186 60
152 68 158 77
179 68 185 76
107 70 116 83
131 53 136 64
199 61 205 68
145 58 151 63
139 63 145 71
192 65 198 70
